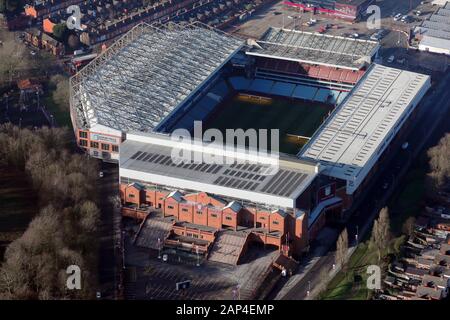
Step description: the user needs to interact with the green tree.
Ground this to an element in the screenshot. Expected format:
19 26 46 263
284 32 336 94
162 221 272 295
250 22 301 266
53 23 68 41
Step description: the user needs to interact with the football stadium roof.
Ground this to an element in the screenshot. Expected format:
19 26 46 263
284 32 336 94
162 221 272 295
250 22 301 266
120 132 319 208
246 27 380 71
299 64 431 194
70 22 244 133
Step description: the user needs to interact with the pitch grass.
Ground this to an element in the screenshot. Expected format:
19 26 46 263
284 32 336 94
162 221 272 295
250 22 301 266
205 95 332 155
0 167 37 259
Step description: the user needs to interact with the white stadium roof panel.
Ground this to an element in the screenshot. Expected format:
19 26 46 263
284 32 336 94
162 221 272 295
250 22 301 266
120 133 319 208
246 27 379 70
70 22 244 133
299 64 431 194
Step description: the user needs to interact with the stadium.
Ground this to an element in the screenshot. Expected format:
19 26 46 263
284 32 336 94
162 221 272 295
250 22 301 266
70 22 431 261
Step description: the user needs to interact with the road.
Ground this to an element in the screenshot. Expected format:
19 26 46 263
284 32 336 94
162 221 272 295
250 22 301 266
97 162 121 299
275 67 450 300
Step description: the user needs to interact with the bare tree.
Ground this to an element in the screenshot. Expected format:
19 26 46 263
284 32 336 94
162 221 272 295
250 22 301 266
50 75 70 111
402 216 416 238
427 133 450 192
0 38 28 83
0 125 100 299
335 228 349 273
369 207 392 263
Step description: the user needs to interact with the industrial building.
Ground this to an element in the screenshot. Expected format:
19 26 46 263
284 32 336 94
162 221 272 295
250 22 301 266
70 22 431 261
414 2 450 55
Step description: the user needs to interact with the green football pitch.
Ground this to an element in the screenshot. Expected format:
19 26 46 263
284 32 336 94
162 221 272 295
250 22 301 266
205 94 333 155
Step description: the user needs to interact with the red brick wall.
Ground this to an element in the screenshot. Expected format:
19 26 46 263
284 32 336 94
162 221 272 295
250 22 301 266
222 208 237 230
179 203 194 223
145 190 156 206
239 208 255 227
193 205 208 226
256 211 270 229
207 208 222 229
125 186 142 206
164 198 179 218
270 212 286 234
156 191 168 209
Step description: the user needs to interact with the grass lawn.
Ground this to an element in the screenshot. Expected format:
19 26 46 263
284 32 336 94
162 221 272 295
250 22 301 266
43 95 72 129
389 165 427 235
0 167 37 259
205 95 332 155
320 158 428 300
320 240 378 300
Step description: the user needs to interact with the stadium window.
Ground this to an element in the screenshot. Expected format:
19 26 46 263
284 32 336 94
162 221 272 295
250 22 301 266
101 143 109 151
273 221 279 225
112 145 119 152
187 233 192 237
260 216 266 220
182 208 188 212
225 216 232 221
193 234 199 239
129 194 135 198
90 141 99 149
196 211 202 215
168 205 174 209
79 131 88 139
79 139 88 147
211 213 218 218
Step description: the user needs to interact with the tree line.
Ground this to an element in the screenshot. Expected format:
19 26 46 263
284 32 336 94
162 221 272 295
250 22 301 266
332 133 450 285
0 124 100 299
426 133 450 195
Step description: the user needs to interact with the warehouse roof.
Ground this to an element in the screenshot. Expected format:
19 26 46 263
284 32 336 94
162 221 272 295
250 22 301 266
419 35 450 51
70 22 243 132
119 132 319 208
415 2 450 47
247 27 379 70
299 64 430 194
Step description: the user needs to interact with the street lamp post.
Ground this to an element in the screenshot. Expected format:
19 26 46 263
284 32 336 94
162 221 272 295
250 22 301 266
122 230 126 270
306 281 311 297
355 225 359 244
196 245 200 267
157 238 161 259
36 91 40 111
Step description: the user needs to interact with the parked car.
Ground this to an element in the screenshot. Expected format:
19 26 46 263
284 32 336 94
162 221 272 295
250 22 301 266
394 13 402 21
402 142 409 150
387 55 395 63
401 15 410 23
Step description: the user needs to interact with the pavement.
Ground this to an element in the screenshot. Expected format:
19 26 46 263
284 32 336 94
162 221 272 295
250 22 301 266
97 162 122 299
